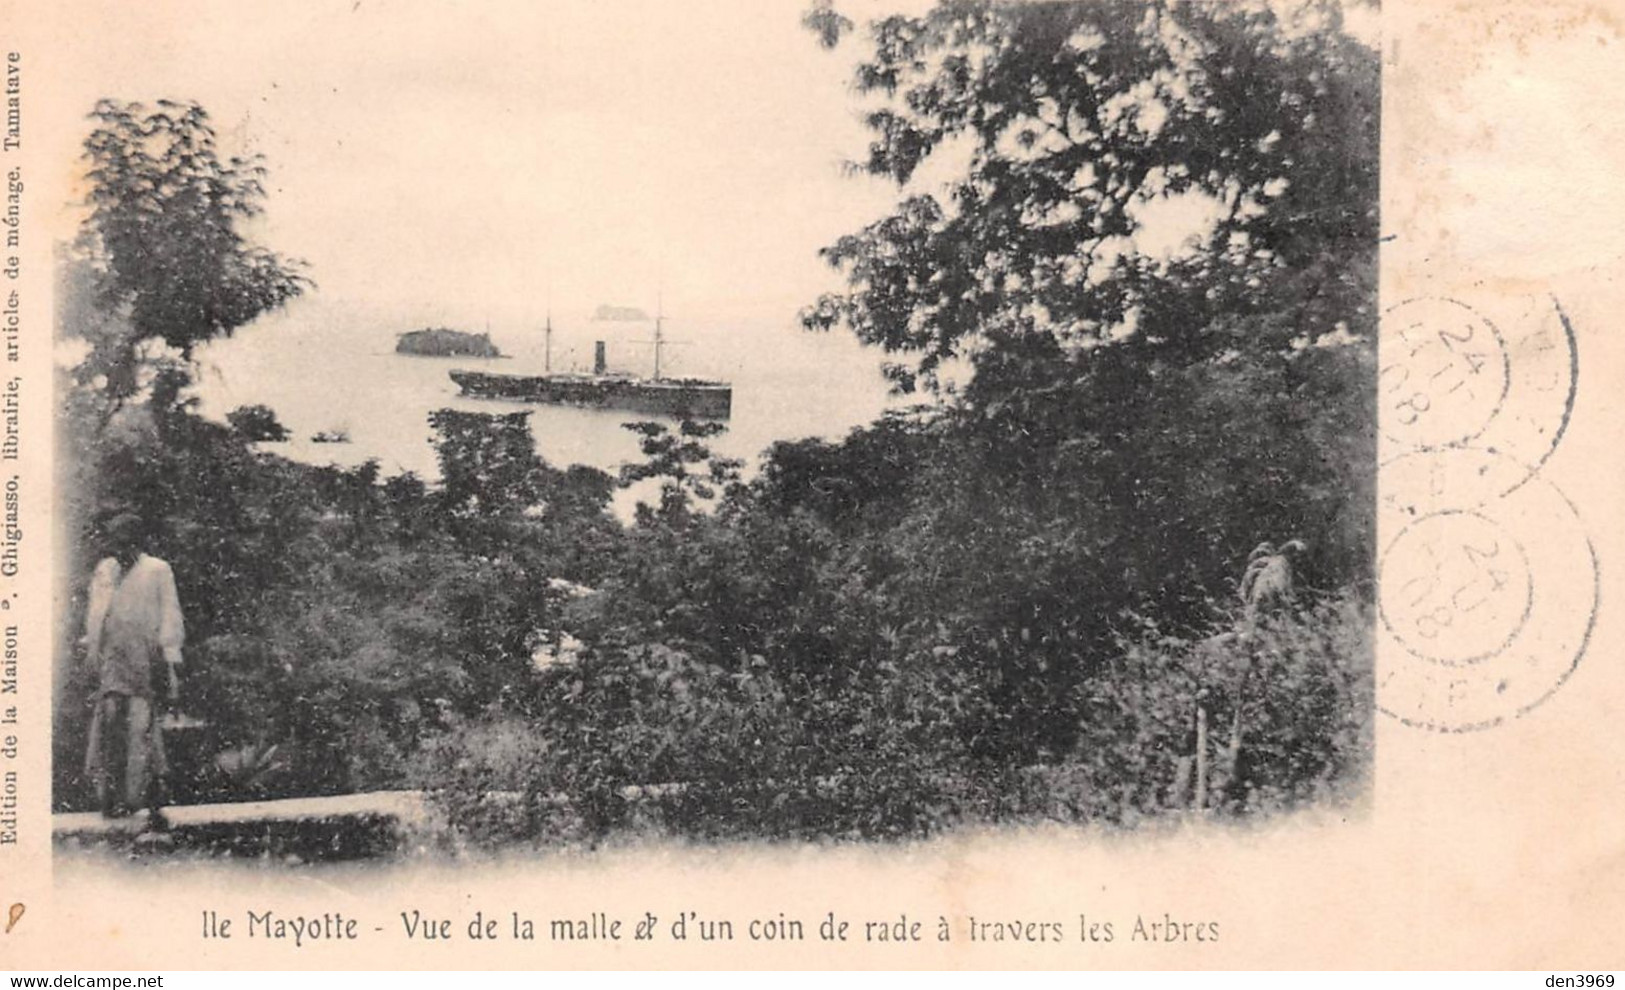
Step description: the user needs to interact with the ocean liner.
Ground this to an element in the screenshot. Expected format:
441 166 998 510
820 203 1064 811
449 312 732 420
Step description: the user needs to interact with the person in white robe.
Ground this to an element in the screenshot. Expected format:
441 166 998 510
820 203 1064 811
81 514 185 822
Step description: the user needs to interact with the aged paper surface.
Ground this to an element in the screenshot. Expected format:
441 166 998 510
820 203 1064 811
2 0 1623 970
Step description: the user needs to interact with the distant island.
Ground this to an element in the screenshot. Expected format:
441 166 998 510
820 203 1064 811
591 304 651 322
395 327 503 358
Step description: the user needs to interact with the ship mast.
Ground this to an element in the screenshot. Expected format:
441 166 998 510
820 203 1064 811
544 309 553 374
653 294 665 381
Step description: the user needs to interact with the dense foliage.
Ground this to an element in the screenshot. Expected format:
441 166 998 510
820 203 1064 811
802 0 1376 389
56 0 1376 842
225 404 291 442
71 100 310 405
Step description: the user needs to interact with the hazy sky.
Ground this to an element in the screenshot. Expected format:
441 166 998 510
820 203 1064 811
40 1 937 334
31 0 1399 350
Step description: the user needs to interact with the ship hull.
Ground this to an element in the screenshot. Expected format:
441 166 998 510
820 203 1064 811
450 370 732 419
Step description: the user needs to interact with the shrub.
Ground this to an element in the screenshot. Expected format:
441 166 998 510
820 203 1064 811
225 404 291 442
413 715 582 846
1074 590 1374 822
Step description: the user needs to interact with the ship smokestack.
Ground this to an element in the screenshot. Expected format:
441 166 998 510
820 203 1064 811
594 341 607 375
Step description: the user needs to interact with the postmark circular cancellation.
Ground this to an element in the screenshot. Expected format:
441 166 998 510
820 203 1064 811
1375 294 1596 731
1379 294 1576 487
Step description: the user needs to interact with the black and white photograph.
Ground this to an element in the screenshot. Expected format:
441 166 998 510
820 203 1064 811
6 0 1623 973
49 0 1378 857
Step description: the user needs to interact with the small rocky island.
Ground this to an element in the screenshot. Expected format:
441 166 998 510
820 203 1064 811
395 327 503 358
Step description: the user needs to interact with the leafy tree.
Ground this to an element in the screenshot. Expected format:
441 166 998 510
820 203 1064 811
782 0 1378 763
429 409 547 520
69 99 310 404
226 403 291 442
619 420 744 526
798 0 1377 596
803 0 1377 391
54 100 316 807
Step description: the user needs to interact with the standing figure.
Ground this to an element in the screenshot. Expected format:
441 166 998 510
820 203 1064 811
81 512 185 827
1239 539 1307 620
1217 537 1306 808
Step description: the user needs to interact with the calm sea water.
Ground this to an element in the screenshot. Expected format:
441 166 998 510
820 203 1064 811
192 301 901 497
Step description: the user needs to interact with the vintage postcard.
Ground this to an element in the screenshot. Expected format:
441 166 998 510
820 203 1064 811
0 0 1621 970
